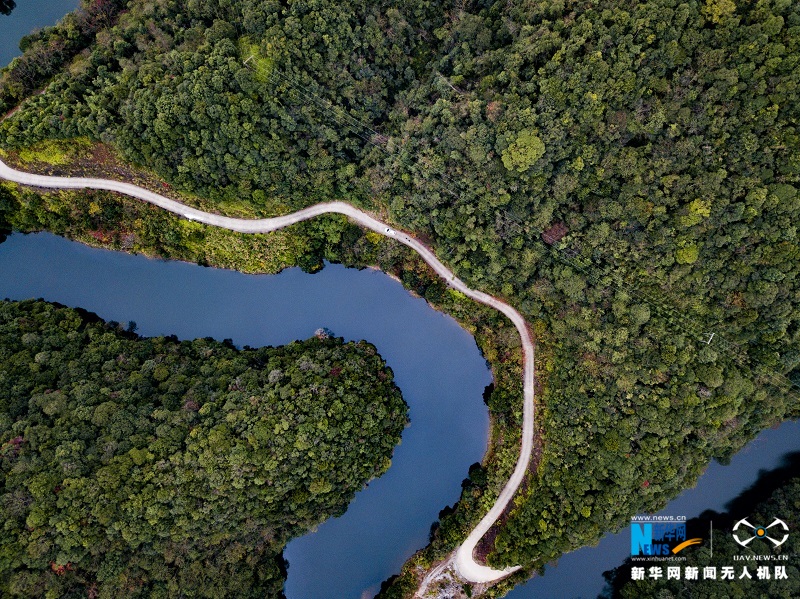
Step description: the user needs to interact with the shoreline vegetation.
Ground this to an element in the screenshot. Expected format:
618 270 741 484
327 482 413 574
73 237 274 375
0 97 539 587
2 0 800 597
0 140 533 592
604 461 800 598
0 140 537 595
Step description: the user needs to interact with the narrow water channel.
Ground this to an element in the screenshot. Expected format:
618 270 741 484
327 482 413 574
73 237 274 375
0 8 490 596
0 232 492 598
506 419 800 599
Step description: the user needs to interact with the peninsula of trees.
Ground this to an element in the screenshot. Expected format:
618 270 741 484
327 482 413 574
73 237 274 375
0 299 407 598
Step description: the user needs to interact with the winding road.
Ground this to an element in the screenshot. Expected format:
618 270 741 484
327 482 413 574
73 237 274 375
0 157 535 587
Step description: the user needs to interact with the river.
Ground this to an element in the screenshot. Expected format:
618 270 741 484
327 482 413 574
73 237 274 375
0 231 492 597
4 235 798 599
0 6 485 597
505 418 800 598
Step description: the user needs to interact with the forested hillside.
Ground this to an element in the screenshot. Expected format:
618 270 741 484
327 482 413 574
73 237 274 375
0 299 407 598
1 0 799 596
394 1 800 589
0 0 442 209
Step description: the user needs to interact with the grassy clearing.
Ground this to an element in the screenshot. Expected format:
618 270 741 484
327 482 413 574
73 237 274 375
238 37 274 82
16 137 92 166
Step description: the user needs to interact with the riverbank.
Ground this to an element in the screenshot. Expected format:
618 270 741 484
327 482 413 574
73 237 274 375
0 297 410 598
0 232 498 597
0 150 542 594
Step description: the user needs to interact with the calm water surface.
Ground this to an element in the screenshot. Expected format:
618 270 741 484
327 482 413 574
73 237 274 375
0 0 78 66
7 234 798 599
506 419 800 599
0 232 491 598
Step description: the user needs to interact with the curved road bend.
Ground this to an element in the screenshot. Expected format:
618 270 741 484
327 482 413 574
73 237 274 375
0 158 534 585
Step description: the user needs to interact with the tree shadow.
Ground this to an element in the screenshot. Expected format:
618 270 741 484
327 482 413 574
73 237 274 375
598 449 800 598
0 0 16 17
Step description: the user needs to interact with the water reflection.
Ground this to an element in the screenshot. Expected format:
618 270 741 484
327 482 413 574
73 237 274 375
505 419 800 599
0 0 79 66
0 231 491 599
600 449 800 597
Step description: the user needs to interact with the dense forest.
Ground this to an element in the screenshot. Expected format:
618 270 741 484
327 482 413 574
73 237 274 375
1 0 799 596
0 299 407 598
603 469 800 597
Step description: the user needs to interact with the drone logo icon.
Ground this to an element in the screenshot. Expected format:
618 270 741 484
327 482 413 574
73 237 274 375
732 518 789 548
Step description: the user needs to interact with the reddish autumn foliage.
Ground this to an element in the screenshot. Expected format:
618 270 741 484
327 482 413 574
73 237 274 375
88 230 112 243
1 436 24 460
542 222 568 245
49 562 73 575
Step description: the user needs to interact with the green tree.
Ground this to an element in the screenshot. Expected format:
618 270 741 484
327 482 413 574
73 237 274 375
501 131 546 173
